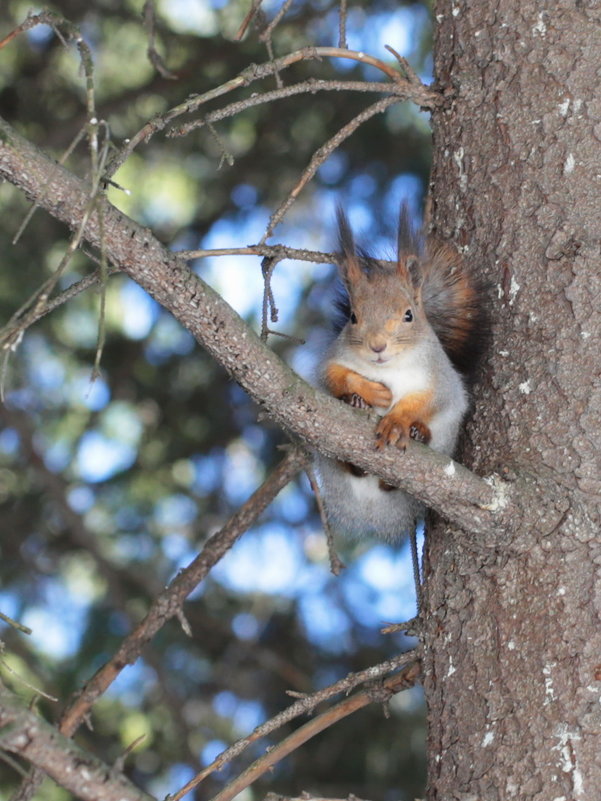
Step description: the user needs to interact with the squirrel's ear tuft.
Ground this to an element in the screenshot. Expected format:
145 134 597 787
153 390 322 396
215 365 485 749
397 204 421 289
336 206 362 285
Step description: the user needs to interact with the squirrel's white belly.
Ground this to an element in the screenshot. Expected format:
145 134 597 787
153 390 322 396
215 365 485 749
315 457 423 540
317 345 468 539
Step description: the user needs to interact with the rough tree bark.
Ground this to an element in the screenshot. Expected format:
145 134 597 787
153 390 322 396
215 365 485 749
424 1 601 799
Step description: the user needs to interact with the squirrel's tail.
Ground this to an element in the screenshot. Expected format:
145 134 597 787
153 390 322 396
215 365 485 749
421 240 488 376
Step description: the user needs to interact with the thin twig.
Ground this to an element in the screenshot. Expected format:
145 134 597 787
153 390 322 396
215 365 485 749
409 529 422 615
168 78 425 139
106 46 439 179
305 467 345 576
0 613 32 636
261 94 399 242
168 652 419 801
0 657 58 704
143 0 178 79
384 44 422 86
263 36 283 89
177 244 339 265
338 0 348 49
205 661 421 801
259 0 295 43
258 0 295 89
234 0 265 41
260 257 279 341
206 121 235 168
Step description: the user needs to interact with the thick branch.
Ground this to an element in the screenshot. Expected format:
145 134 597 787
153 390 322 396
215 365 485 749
0 116 567 542
0 682 155 801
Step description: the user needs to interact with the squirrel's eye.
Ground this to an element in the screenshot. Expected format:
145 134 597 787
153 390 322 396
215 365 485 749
350 312 358 324
403 309 413 323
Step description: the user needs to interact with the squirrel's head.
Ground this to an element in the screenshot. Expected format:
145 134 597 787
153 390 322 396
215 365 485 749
335 207 433 364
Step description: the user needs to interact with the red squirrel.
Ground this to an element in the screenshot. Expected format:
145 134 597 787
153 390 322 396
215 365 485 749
316 207 485 541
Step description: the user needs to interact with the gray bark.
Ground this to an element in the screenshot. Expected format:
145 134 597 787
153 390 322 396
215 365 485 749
424 2 601 798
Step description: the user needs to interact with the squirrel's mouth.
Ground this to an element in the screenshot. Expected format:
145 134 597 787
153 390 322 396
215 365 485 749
372 356 390 365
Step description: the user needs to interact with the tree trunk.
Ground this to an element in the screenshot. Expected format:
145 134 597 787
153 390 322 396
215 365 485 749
424 1 601 798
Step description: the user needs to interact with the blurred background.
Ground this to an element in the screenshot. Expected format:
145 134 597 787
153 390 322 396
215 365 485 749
0 1 433 798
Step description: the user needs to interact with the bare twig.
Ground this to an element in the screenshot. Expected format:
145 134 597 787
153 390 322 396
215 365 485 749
0 613 32 636
259 0 295 43
235 0 265 41
106 46 439 178
384 44 422 86
264 796 372 801
0 681 155 801
338 0 348 49
206 662 421 801
258 0 295 88
177 243 339 266
168 652 419 801
113 734 147 773
260 257 279 341
0 265 119 347
305 467 345 576
0 655 58 704
143 0 178 79
206 120 235 168
168 78 426 139
0 749 29 779
261 94 399 242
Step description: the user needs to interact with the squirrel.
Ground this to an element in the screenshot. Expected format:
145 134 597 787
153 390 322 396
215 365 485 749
315 206 485 542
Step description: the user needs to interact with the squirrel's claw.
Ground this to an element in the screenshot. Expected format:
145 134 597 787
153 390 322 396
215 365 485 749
375 416 431 450
340 392 371 409
375 415 409 450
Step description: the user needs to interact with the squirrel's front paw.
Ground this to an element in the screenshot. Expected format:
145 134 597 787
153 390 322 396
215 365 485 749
354 379 392 409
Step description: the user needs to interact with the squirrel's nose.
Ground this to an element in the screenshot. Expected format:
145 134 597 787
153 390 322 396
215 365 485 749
370 342 387 354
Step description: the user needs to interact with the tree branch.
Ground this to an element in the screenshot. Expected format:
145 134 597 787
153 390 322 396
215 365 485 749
105 46 440 177
169 652 419 801
7 446 306 800
0 681 155 801
58 447 307 736
0 115 569 542
205 661 421 801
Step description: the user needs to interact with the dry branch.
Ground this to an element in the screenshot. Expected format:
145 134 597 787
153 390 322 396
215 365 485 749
105 45 440 178
58 447 307 736
0 681 155 801
205 660 421 801
169 652 419 801
168 79 424 138
5 447 306 801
